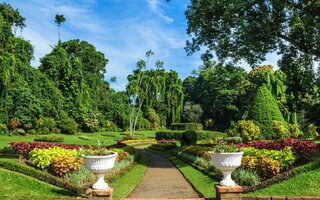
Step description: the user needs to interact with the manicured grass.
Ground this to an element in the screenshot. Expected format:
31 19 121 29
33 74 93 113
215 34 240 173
167 154 218 198
246 168 320 196
0 131 156 149
0 168 76 198
111 153 148 200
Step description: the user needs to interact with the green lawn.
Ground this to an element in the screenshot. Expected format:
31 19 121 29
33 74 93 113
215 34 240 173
111 153 148 200
0 168 76 198
0 131 156 149
166 154 218 198
246 168 320 196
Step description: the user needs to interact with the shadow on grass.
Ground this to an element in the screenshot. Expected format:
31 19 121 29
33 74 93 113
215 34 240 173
50 188 79 198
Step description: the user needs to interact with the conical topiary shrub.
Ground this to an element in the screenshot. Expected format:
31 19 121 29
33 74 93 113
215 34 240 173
248 85 286 139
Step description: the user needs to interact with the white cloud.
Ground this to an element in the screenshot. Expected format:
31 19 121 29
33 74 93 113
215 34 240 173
147 0 173 23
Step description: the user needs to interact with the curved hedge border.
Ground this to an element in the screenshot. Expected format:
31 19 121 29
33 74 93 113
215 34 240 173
0 159 85 195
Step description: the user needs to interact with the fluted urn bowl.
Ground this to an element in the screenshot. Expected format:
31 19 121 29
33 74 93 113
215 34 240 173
82 152 118 190
208 152 243 186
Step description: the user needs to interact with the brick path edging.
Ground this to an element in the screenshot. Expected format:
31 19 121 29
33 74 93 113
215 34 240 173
241 196 320 200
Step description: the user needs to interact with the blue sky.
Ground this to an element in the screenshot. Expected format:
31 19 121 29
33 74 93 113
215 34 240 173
3 0 279 90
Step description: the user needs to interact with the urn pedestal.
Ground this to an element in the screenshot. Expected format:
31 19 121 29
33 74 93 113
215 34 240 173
208 152 243 186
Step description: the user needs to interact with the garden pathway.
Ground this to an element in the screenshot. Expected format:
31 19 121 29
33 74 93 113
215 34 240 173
127 149 201 199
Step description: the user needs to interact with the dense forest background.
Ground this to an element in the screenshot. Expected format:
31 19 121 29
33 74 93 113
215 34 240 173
1 2 320 139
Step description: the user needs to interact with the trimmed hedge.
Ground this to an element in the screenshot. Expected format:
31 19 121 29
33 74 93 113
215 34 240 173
155 130 183 140
248 85 286 139
170 123 203 131
34 135 64 143
0 159 85 195
181 130 226 146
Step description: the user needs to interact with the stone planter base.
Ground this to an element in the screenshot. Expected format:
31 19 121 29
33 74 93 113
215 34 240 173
86 187 113 200
215 184 243 200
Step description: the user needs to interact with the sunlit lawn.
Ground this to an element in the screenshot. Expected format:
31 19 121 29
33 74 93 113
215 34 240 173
0 168 76 198
0 131 156 149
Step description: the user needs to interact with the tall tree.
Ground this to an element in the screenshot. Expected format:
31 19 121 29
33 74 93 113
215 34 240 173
184 61 247 130
55 14 66 42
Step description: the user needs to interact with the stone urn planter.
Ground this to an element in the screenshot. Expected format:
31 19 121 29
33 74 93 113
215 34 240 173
208 151 243 186
82 152 118 190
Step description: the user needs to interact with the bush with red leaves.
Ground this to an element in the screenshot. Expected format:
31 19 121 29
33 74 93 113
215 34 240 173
10 141 94 155
237 139 319 161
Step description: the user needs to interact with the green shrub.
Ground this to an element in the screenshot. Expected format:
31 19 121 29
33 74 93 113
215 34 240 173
204 118 215 129
147 108 160 129
181 130 226 146
171 123 203 131
83 113 100 133
34 135 64 143
230 120 260 142
305 124 319 140
243 147 296 169
288 124 303 138
225 136 243 143
58 118 78 135
66 165 95 187
7 119 20 130
248 85 286 139
78 135 90 141
36 117 57 134
150 143 177 151
16 128 26 135
232 168 261 186
0 123 9 135
29 147 80 170
272 120 290 139
155 130 183 140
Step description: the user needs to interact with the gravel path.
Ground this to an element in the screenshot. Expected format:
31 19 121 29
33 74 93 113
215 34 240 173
127 150 200 199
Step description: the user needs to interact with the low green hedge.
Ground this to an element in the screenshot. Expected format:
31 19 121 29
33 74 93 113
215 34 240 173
155 130 183 140
181 130 226 146
170 123 203 131
34 135 64 143
0 159 85 195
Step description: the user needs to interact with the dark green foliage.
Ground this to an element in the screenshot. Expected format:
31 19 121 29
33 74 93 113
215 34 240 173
34 135 64 143
171 123 203 131
155 130 183 140
183 61 248 131
248 85 286 139
181 130 226 146
185 0 320 64
58 118 78 135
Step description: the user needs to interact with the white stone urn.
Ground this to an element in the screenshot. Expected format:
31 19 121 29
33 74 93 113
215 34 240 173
82 152 118 190
208 152 243 186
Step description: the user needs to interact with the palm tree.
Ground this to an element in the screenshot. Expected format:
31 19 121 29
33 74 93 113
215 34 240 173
55 14 66 43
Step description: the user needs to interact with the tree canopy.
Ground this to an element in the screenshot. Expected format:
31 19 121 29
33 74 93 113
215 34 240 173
185 0 320 65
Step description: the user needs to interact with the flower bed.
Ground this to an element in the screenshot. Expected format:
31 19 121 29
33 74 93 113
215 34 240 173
117 138 157 145
236 139 319 161
177 139 317 182
10 141 93 155
10 141 135 178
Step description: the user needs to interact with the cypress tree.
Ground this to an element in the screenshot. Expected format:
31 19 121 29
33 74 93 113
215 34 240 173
248 85 286 139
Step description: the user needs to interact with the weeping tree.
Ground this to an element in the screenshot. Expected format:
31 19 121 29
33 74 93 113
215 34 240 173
126 50 158 135
127 51 184 134
165 70 184 125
